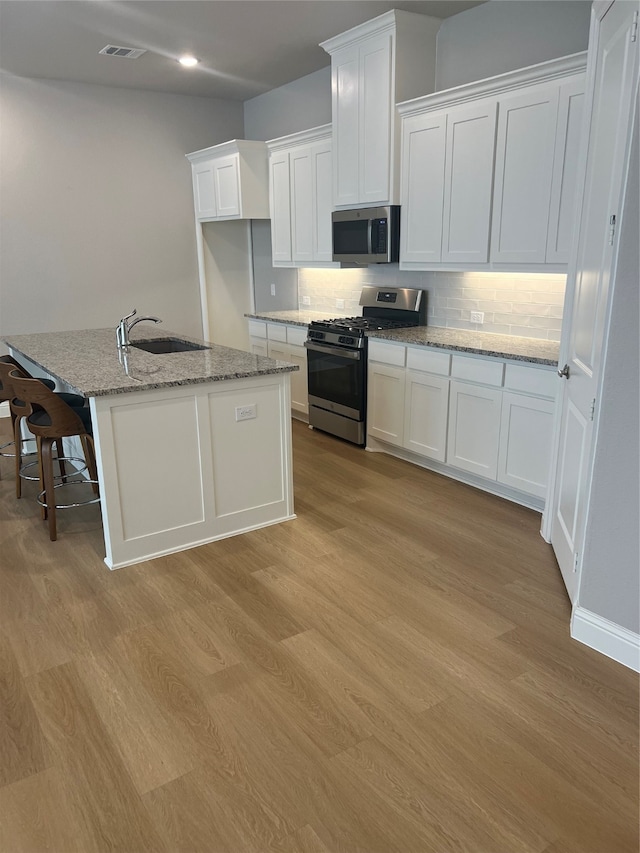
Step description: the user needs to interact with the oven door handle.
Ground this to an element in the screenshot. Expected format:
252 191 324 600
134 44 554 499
304 341 362 360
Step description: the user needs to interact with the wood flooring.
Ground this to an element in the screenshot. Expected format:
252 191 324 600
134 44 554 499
0 417 638 852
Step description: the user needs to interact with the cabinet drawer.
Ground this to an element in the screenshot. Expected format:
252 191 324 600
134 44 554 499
451 354 504 387
368 340 406 367
248 320 267 339
504 363 556 399
267 323 287 342
286 326 308 347
406 346 451 376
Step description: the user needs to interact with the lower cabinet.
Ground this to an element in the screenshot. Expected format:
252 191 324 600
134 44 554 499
247 320 308 419
497 391 555 498
447 380 502 479
367 340 557 505
368 362 406 446
404 369 449 462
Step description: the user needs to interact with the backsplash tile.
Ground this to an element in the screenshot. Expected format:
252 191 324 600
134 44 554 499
297 268 566 341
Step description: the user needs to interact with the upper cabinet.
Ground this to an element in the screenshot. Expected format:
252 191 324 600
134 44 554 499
266 125 338 268
320 10 441 209
186 140 270 222
398 53 587 272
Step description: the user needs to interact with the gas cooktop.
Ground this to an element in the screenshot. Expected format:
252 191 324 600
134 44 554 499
308 285 427 340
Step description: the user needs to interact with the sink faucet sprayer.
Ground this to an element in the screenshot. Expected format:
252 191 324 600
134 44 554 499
116 308 162 348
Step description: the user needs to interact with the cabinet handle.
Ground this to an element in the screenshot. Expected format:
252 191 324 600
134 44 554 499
557 363 570 379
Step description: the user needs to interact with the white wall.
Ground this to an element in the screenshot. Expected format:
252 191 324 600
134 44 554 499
244 67 331 142
0 76 244 342
436 1 592 90
578 104 639 635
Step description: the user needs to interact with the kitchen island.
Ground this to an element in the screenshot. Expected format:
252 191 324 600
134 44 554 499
3 328 298 569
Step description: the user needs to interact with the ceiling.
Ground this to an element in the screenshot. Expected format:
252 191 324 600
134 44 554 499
0 1 486 101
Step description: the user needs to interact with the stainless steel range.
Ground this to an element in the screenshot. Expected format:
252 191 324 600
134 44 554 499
304 286 426 445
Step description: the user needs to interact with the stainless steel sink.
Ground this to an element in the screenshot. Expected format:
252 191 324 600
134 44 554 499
130 338 210 354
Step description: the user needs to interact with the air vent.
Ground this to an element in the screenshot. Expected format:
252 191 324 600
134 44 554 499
99 45 147 59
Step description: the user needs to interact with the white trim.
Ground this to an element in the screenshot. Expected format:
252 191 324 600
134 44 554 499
266 124 331 151
0 401 10 419
398 52 587 117
185 139 267 165
571 607 640 672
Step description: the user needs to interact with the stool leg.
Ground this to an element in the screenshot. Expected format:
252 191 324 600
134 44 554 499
80 434 99 495
41 437 57 541
14 415 23 499
55 438 67 481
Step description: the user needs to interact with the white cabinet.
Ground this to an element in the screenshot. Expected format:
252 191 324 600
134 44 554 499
404 370 449 462
368 362 406 446
267 126 337 268
400 101 496 265
545 78 586 264
447 380 503 480
491 84 560 264
247 320 309 418
497 362 556 498
186 140 270 222
491 74 585 265
367 340 557 506
398 53 586 271
320 10 440 208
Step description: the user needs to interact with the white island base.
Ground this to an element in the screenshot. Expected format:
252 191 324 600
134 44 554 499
90 373 294 569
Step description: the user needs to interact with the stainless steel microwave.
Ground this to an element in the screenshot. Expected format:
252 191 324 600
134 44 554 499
332 205 400 265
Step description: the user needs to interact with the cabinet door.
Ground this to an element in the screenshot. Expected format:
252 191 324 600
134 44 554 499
332 44 360 207
400 111 446 264
447 380 502 480
269 151 292 264
213 155 241 218
404 370 449 462
491 85 559 264
193 161 218 219
442 101 497 264
312 140 334 262
360 32 393 205
290 146 314 263
267 341 290 362
546 77 585 264
368 362 405 446
249 338 268 357
498 392 554 498
286 344 309 417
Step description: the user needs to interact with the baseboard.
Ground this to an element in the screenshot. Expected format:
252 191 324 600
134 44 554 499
571 607 640 672
0 401 10 418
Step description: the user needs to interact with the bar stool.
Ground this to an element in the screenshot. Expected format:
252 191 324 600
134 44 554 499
0 356 87 497
9 370 99 541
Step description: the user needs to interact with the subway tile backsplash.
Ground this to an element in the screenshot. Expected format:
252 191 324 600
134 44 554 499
297 268 566 341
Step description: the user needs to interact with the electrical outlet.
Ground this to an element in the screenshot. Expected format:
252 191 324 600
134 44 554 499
235 404 257 422
270 283 276 296
336 298 345 310
302 296 311 306
470 311 484 324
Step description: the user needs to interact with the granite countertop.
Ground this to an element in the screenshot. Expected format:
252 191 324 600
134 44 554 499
246 309 329 326
368 326 560 366
3 328 299 397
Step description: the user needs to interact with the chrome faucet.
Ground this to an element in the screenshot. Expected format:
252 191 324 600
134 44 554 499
116 308 162 348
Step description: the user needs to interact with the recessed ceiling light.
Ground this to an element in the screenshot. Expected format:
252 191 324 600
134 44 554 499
178 55 199 68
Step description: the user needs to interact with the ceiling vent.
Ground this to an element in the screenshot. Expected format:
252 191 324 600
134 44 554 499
99 45 147 59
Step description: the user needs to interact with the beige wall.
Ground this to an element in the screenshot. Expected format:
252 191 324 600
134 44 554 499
0 76 244 342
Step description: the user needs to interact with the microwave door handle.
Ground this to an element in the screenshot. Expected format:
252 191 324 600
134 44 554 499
367 219 374 255
304 341 362 360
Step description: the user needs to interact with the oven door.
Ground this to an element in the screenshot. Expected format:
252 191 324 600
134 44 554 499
305 340 366 421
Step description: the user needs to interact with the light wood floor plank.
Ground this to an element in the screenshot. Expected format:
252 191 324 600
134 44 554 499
0 417 637 852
